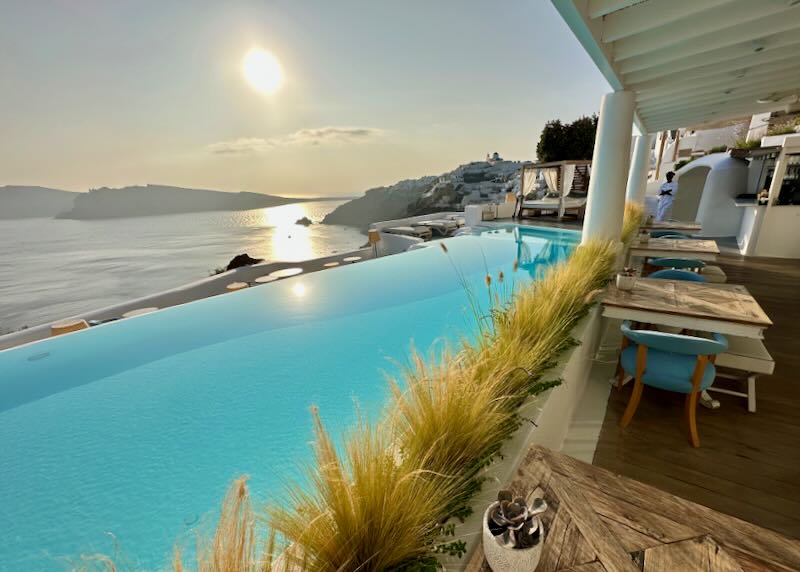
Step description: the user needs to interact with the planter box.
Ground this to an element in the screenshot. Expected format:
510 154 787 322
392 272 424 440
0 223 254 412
442 305 605 570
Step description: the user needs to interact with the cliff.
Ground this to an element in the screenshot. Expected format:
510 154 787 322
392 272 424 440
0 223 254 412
0 186 80 219
56 184 313 219
322 160 522 227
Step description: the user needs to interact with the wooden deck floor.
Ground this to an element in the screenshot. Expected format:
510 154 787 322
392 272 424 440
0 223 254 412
593 254 800 540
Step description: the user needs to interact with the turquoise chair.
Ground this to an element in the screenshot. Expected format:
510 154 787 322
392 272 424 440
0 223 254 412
650 230 690 239
649 257 706 271
649 269 706 282
618 321 727 447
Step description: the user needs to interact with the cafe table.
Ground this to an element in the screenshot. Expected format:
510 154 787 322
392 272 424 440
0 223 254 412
466 446 800 571
628 237 720 263
602 278 771 339
641 219 702 232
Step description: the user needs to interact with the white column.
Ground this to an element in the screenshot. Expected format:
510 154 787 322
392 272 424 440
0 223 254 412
581 90 635 244
625 133 654 204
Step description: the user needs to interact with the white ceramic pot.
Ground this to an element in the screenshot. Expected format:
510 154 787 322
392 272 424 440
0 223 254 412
482 502 543 571
639 231 650 244
616 274 637 291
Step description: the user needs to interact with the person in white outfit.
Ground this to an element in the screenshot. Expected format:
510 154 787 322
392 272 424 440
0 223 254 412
656 171 677 221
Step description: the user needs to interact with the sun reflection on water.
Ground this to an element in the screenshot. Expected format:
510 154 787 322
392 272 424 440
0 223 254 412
259 203 315 261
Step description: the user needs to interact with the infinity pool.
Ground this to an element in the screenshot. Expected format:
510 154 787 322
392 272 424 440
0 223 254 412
0 225 578 571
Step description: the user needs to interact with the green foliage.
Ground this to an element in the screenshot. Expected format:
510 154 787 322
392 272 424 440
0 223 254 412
709 145 728 153
536 115 598 162
733 137 761 150
767 125 797 136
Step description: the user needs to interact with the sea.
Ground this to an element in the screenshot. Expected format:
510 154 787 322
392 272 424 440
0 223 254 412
0 200 365 334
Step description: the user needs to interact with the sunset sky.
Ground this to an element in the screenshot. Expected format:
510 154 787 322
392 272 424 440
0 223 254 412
1 0 611 197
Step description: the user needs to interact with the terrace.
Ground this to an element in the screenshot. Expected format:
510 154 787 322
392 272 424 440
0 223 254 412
464 0 800 568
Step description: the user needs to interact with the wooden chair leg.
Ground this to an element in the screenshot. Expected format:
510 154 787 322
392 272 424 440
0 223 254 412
615 337 630 389
621 344 647 428
620 379 644 428
685 391 700 447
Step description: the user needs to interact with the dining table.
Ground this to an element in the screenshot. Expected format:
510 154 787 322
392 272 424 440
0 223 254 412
466 446 800 571
628 237 720 263
641 219 702 232
602 278 772 339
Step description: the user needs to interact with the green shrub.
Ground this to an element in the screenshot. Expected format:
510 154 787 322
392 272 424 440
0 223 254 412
733 137 761 150
767 125 796 136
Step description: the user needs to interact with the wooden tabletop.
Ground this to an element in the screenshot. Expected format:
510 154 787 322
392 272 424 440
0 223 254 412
629 238 720 260
466 446 800 571
642 220 702 231
603 279 772 329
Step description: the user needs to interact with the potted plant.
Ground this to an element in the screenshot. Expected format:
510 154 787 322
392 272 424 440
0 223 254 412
616 267 637 291
482 490 547 571
638 228 650 244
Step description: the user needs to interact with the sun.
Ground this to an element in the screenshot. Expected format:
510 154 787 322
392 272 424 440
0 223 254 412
242 48 283 94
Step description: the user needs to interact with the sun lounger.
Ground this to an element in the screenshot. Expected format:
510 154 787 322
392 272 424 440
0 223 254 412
444 214 466 227
384 226 433 240
519 197 587 219
412 219 459 236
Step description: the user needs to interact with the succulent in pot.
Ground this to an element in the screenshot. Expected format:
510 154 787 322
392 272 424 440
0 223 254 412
483 490 548 570
488 490 545 548
616 267 637 291
638 228 651 243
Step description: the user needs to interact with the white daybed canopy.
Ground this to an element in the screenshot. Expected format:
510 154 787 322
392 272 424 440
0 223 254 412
517 159 592 219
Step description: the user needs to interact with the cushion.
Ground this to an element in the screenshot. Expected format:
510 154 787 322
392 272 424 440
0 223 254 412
701 265 727 283
621 345 717 393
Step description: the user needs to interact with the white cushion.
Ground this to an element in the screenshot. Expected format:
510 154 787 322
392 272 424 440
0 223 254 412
716 336 774 375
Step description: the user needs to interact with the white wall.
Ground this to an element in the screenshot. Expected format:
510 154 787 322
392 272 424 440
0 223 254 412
754 206 800 258
676 154 748 237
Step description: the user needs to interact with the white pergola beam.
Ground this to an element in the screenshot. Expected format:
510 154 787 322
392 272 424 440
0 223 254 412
640 78 800 118
620 32 800 82
618 17 800 74
641 91 796 120
636 66 800 106
601 0 731 42
587 0 644 19
644 101 794 132
626 44 800 87
628 54 800 94
612 1 795 61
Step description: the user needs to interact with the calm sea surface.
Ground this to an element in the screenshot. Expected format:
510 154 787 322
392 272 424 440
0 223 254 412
0 200 364 333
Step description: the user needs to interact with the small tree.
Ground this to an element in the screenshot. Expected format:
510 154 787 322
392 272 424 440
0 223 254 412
536 115 598 162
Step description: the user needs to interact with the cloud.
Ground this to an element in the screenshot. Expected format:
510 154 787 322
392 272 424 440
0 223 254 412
206 137 270 155
207 127 384 155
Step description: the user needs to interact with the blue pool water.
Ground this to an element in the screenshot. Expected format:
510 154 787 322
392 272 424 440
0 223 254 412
0 225 578 571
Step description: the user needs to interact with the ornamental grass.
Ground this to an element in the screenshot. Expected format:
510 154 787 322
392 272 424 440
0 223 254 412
267 409 458 572
622 201 645 243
